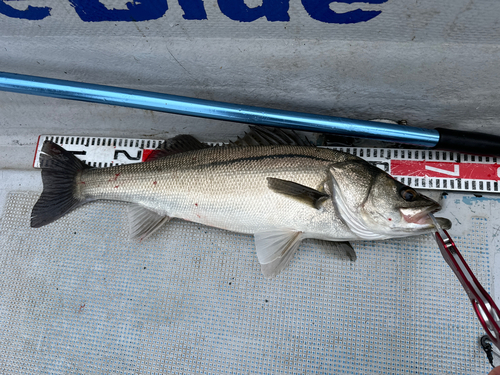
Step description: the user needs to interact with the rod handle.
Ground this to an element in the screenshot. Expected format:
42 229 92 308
435 128 500 156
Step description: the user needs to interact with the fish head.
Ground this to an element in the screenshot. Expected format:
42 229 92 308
330 160 451 239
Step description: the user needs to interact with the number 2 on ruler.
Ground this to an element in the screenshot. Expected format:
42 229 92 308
425 165 460 176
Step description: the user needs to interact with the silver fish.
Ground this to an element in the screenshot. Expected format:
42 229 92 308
31 128 451 277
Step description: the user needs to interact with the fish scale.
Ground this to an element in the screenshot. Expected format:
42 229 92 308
79 145 355 237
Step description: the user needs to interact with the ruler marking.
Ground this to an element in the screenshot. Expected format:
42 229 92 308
34 135 500 193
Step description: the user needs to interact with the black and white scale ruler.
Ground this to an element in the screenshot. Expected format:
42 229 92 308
33 135 500 194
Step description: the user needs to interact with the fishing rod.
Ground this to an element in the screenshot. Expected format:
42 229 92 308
0 71 498 155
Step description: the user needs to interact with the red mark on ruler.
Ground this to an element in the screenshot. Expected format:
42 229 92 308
142 149 156 162
33 135 41 168
391 160 500 181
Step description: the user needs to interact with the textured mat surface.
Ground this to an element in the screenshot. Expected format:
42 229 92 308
0 192 492 374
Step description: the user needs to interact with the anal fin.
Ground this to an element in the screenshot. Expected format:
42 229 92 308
128 203 170 241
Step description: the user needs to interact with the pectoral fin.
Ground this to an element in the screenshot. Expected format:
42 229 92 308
254 229 303 278
267 177 329 209
128 204 171 241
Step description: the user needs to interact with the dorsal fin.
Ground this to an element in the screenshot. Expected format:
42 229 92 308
144 135 210 162
144 126 314 162
229 126 313 147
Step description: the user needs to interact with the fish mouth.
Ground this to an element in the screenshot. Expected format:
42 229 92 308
400 207 452 230
416 216 452 230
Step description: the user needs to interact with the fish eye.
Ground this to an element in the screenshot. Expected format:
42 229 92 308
400 188 418 202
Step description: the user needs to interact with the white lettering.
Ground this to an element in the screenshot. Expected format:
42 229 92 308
425 165 460 176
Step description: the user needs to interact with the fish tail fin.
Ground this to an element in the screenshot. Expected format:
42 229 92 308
31 141 91 228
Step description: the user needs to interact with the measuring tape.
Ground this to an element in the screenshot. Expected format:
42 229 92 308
34 135 499 194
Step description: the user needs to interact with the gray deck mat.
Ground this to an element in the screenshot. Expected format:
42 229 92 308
0 192 491 374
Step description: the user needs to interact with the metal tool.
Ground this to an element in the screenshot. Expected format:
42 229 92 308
2 71 500 155
429 213 500 351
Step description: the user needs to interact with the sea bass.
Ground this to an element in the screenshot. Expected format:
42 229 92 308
31 128 451 277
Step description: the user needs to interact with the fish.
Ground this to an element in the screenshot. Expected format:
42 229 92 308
31 127 451 277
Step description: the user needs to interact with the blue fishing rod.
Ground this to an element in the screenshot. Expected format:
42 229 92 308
0 72 496 155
